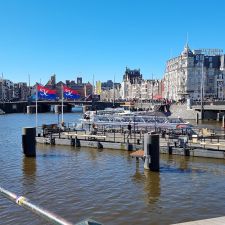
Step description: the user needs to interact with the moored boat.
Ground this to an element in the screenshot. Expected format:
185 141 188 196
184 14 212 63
78 108 190 131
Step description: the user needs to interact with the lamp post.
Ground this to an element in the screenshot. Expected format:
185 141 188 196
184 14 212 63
201 58 204 120
134 115 136 144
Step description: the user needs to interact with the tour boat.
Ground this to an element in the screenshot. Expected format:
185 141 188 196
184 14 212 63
78 109 190 131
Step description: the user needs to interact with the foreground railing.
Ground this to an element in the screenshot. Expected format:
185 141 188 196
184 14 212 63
0 186 101 225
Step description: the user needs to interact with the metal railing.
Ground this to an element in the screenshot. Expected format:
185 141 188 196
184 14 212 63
0 187 102 225
0 186 73 225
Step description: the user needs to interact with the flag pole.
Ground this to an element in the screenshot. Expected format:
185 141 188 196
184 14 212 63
35 84 38 129
61 84 64 123
113 75 115 107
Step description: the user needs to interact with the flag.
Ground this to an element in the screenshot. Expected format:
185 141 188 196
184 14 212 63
37 85 56 100
96 81 102 95
63 85 80 99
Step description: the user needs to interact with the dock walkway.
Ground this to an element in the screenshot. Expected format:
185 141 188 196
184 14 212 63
36 125 225 159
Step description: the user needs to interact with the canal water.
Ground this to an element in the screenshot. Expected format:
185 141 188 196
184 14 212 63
0 113 225 225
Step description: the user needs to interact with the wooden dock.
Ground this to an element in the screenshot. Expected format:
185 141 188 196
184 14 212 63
130 150 144 161
130 150 144 158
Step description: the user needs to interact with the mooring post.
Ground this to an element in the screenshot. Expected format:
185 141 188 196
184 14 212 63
144 133 160 171
217 112 220 122
196 113 199 124
82 105 87 113
22 127 36 157
54 105 59 114
26 106 31 114
149 134 160 171
168 142 173 155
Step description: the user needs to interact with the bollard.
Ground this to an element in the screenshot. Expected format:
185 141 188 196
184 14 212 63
54 105 60 114
22 127 36 157
167 142 172 155
222 115 225 129
27 106 31 114
184 148 190 156
97 141 103 149
168 146 173 155
75 137 81 147
217 112 220 122
127 143 133 151
196 113 199 124
50 136 55 145
82 105 87 113
161 131 165 138
137 139 140 145
71 138 75 146
144 133 160 171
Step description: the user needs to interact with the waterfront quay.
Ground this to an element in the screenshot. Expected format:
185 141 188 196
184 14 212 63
36 125 225 159
36 123 225 159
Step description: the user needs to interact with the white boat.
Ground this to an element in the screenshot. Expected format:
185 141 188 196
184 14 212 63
79 109 190 131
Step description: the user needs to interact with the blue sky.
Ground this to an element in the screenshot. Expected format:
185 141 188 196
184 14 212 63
0 0 225 85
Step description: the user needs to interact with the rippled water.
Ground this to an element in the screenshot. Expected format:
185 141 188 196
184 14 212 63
0 113 225 225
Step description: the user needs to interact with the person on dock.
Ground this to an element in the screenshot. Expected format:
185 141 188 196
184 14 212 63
59 122 66 131
127 122 132 139
91 123 98 135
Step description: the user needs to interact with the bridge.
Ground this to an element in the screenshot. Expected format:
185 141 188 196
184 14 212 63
0 100 121 113
191 101 225 120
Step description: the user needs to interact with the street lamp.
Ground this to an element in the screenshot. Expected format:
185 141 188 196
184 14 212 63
201 58 204 120
133 115 136 144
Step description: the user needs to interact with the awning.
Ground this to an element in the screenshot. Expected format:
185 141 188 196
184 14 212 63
153 95 163 100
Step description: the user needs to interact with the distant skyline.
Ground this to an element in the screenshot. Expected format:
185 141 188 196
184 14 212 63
1 0 225 85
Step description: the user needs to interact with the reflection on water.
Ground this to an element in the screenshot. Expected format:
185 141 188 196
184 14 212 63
23 157 36 178
0 114 225 225
143 170 161 205
132 163 161 205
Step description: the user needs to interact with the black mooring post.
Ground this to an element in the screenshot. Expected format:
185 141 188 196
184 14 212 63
22 127 36 157
144 133 160 172
149 134 160 172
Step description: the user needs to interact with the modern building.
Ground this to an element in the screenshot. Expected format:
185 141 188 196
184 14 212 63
163 45 225 101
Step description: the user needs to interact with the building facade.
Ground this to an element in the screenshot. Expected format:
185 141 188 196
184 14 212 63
121 67 162 100
13 82 30 100
163 45 225 101
0 79 14 101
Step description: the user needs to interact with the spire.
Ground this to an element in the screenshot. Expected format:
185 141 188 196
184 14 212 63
184 32 190 52
186 32 189 48
182 34 193 57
